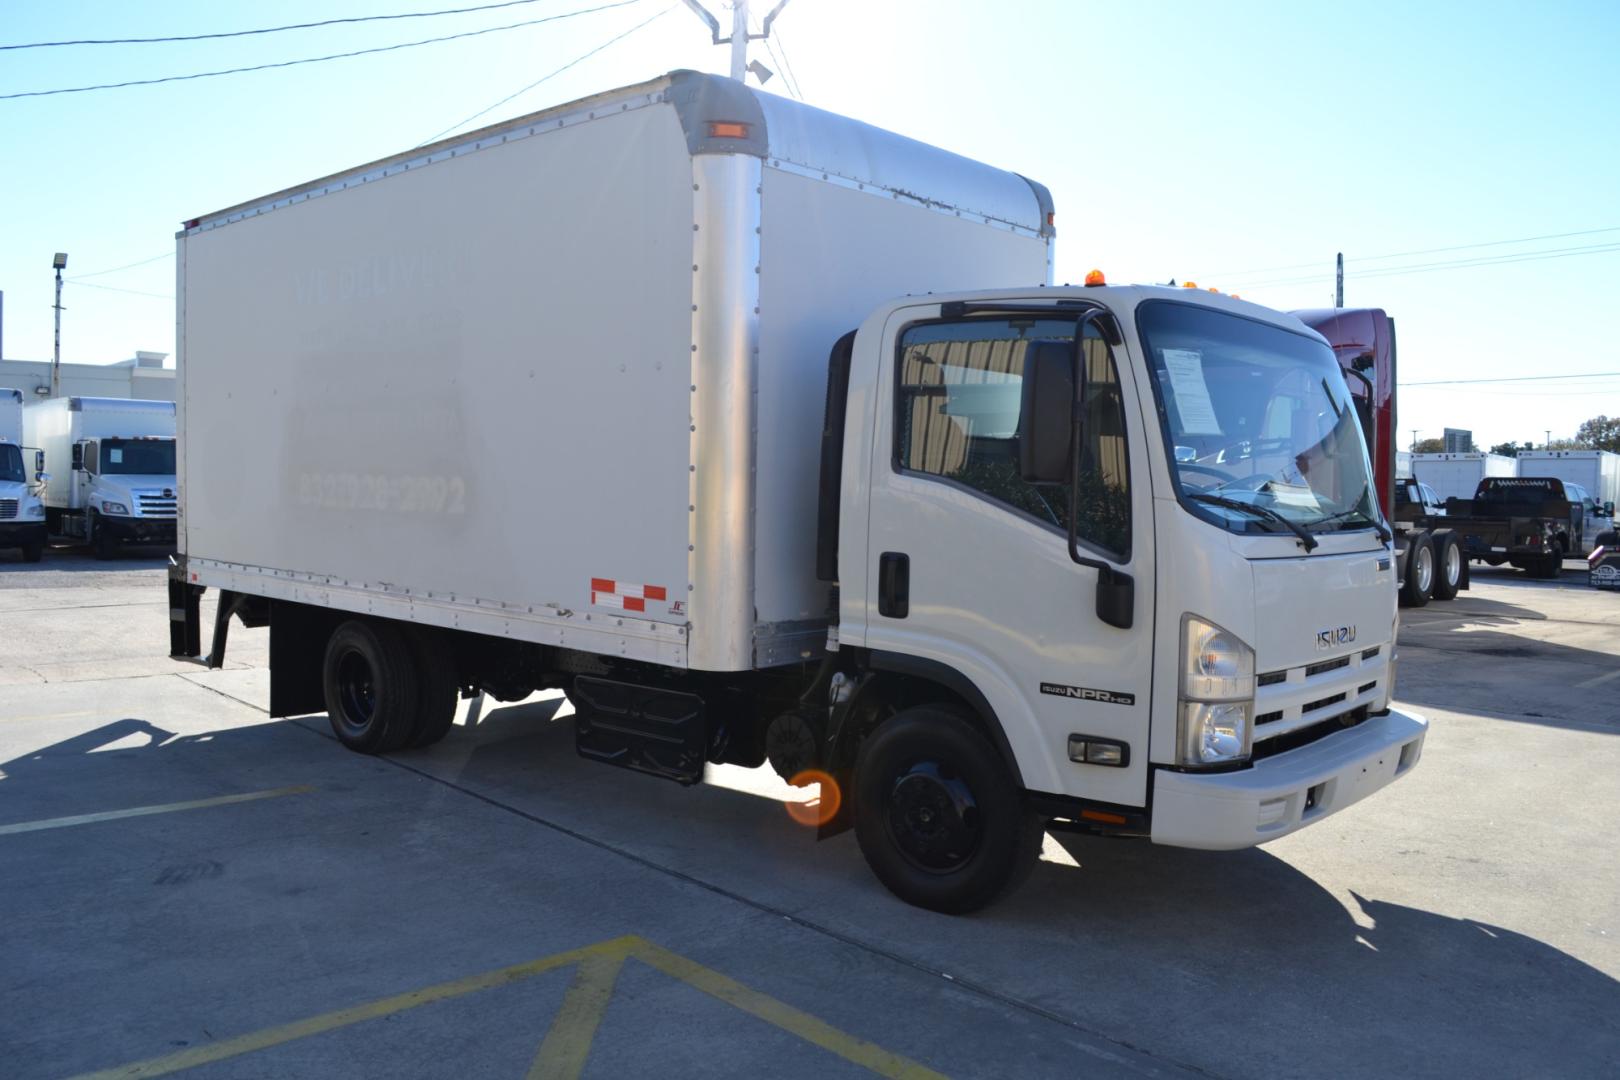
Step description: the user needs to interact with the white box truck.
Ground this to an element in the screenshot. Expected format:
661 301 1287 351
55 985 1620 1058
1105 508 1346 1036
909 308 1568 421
1517 450 1619 516
24 396 178 558
170 71 1426 912
1409 452 1517 502
0 388 49 561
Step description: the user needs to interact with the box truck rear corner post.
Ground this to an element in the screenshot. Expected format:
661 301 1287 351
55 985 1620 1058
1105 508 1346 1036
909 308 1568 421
168 72 1426 913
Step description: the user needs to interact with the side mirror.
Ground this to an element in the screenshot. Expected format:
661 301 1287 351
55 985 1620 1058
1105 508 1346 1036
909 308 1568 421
34 449 44 474
1018 340 1077 484
71 444 84 470
1605 501 1615 517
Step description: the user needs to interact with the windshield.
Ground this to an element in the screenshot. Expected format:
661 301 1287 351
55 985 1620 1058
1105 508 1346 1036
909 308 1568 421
0 445 23 484
1138 300 1379 537
101 438 176 476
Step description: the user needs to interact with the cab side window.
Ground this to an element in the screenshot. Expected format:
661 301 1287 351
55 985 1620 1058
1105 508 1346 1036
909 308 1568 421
895 316 1132 559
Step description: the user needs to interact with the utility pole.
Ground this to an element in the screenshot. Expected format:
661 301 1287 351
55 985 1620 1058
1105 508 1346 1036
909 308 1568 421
1335 252 1344 308
1545 430 1552 450
1411 429 1418 452
51 252 68 398
680 0 793 84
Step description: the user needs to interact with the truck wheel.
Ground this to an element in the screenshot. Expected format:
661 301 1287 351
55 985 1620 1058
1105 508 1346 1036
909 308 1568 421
404 627 458 748
1533 553 1563 580
322 620 418 754
91 515 117 560
853 706 1041 914
1400 534 1433 607
21 538 45 563
1431 531 1461 601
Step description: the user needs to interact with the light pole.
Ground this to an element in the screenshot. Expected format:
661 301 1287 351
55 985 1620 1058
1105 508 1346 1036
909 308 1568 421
1545 430 1551 450
51 252 67 398
1411 429 1419 452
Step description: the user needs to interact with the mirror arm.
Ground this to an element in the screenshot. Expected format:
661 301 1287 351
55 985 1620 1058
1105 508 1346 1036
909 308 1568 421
1066 310 1134 629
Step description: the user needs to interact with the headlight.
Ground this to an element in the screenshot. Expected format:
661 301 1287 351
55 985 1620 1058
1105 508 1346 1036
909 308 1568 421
26 503 45 518
1179 702 1252 765
100 500 129 515
1177 615 1256 767
1182 615 1254 700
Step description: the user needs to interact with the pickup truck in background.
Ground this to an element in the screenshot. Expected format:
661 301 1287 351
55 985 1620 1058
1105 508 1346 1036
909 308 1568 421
1439 476 1596 579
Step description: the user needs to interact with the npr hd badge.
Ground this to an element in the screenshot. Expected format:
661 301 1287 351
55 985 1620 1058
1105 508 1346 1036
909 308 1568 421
1040 683 1136 707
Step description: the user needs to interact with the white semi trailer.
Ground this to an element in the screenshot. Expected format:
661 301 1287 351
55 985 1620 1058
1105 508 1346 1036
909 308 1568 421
1517 450 1619 514
170 71 1426 912
0 388 48 561
1409 452 1517 502
25 396 178 558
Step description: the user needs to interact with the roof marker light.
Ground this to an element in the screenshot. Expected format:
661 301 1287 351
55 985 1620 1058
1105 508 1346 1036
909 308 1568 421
1182 281 1198 289
1084 268 1106 286
707 121 750 139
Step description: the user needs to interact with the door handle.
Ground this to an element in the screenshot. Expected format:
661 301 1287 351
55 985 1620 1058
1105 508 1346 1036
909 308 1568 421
878 552 909 619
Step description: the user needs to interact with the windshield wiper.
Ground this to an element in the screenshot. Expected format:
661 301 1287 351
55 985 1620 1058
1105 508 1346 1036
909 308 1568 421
1314 506 1392 544
1189 492 1319 552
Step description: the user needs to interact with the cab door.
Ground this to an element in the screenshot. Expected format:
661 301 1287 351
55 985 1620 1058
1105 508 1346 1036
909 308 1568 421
861 306 1156 806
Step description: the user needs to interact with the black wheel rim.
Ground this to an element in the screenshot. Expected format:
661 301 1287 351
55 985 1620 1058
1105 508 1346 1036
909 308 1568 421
885 760 984 873
335 649 378 736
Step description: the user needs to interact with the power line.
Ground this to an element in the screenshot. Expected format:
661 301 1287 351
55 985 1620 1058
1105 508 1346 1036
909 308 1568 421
1236 241 1620 289
67 251 173 280
1402 371 1620 387
762 35 798 99
1 0 550 50
67 281 173 299
417 2 672 146
1203 225 1620 281
773 26 806 100
0 1 641 100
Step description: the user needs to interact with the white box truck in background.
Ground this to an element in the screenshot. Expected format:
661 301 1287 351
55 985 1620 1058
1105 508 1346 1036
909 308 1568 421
1517 450 1619 515
24 397 178 558
0 388 48 562
1409 452 1517 501
170 71 1425 912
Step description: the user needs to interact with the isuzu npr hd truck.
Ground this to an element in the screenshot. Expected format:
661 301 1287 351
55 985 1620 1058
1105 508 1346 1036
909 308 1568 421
0 388 48 562
25 396 178 558
169 71 1426 912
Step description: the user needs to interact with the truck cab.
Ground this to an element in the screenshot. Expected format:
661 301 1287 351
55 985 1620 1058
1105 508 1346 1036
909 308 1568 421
0 388 48 562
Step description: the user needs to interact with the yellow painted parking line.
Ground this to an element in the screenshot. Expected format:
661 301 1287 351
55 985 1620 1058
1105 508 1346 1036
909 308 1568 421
527 950 628 1080
67 934 949 1080
2 709 96 723
634 939 949 1080
67 937 640 1080
0 785 312 836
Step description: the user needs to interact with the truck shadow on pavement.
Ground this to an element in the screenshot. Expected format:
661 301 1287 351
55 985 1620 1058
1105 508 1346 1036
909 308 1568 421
4 711 1616 1080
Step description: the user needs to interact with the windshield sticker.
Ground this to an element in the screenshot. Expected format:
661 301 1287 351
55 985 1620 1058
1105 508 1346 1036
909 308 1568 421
109 447 124 464
1266 481 1320 509
1161 348 1223 435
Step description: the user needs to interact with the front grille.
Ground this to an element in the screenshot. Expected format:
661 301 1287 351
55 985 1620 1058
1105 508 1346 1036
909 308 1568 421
1357 681 1377 695
1302 692 1347 715
1258 670 1287 687
136 493 177 518
1252 706 1369 760
1255 710 1283 724
1361 646 1381 660
0 498 15 519
1305 656 1351 678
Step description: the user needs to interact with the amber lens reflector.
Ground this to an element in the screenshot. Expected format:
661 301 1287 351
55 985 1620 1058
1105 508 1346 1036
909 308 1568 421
708 121 750 139
785 769 842 827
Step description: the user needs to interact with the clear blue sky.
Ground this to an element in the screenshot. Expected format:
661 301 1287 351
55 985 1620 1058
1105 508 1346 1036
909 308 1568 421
2 0 1617 447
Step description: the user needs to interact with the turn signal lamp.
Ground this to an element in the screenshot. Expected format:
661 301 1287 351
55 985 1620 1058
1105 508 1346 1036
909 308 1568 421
1208 286 1220 293
1084 268 1106 286
1182 281 1198 289
708 121 750 139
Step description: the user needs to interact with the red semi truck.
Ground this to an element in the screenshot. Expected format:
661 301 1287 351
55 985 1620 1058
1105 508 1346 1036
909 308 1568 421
1292 308 1467 606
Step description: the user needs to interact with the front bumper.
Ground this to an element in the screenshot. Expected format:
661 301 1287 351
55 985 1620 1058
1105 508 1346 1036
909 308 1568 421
1150 708 1427 850
100 516 177 544
0 521 47 546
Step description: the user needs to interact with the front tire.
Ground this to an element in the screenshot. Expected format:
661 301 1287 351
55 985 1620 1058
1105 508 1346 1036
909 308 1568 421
1401 534 1434 607
21 537 44 563
322 620 418 754
91 514 117 560
853 706 1041 914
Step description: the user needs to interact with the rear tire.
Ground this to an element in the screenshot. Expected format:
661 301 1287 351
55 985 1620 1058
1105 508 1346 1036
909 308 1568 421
853 706 1041 914
322 620 418 754
1431 530 1461 601
404 627 458 748
1400 534 1433 607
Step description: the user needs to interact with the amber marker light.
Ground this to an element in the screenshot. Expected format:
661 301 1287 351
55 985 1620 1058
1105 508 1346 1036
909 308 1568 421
1079 808 1129 826
1084 268 1107 286
708 121 750 139
785 769 842 827
1182 281 1198 289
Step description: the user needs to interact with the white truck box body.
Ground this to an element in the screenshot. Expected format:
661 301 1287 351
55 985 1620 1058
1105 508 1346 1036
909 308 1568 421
178 71 1052 672
1517 449 1620 507
24 396 177 508
0 388 21 446
1409 451 1516 501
